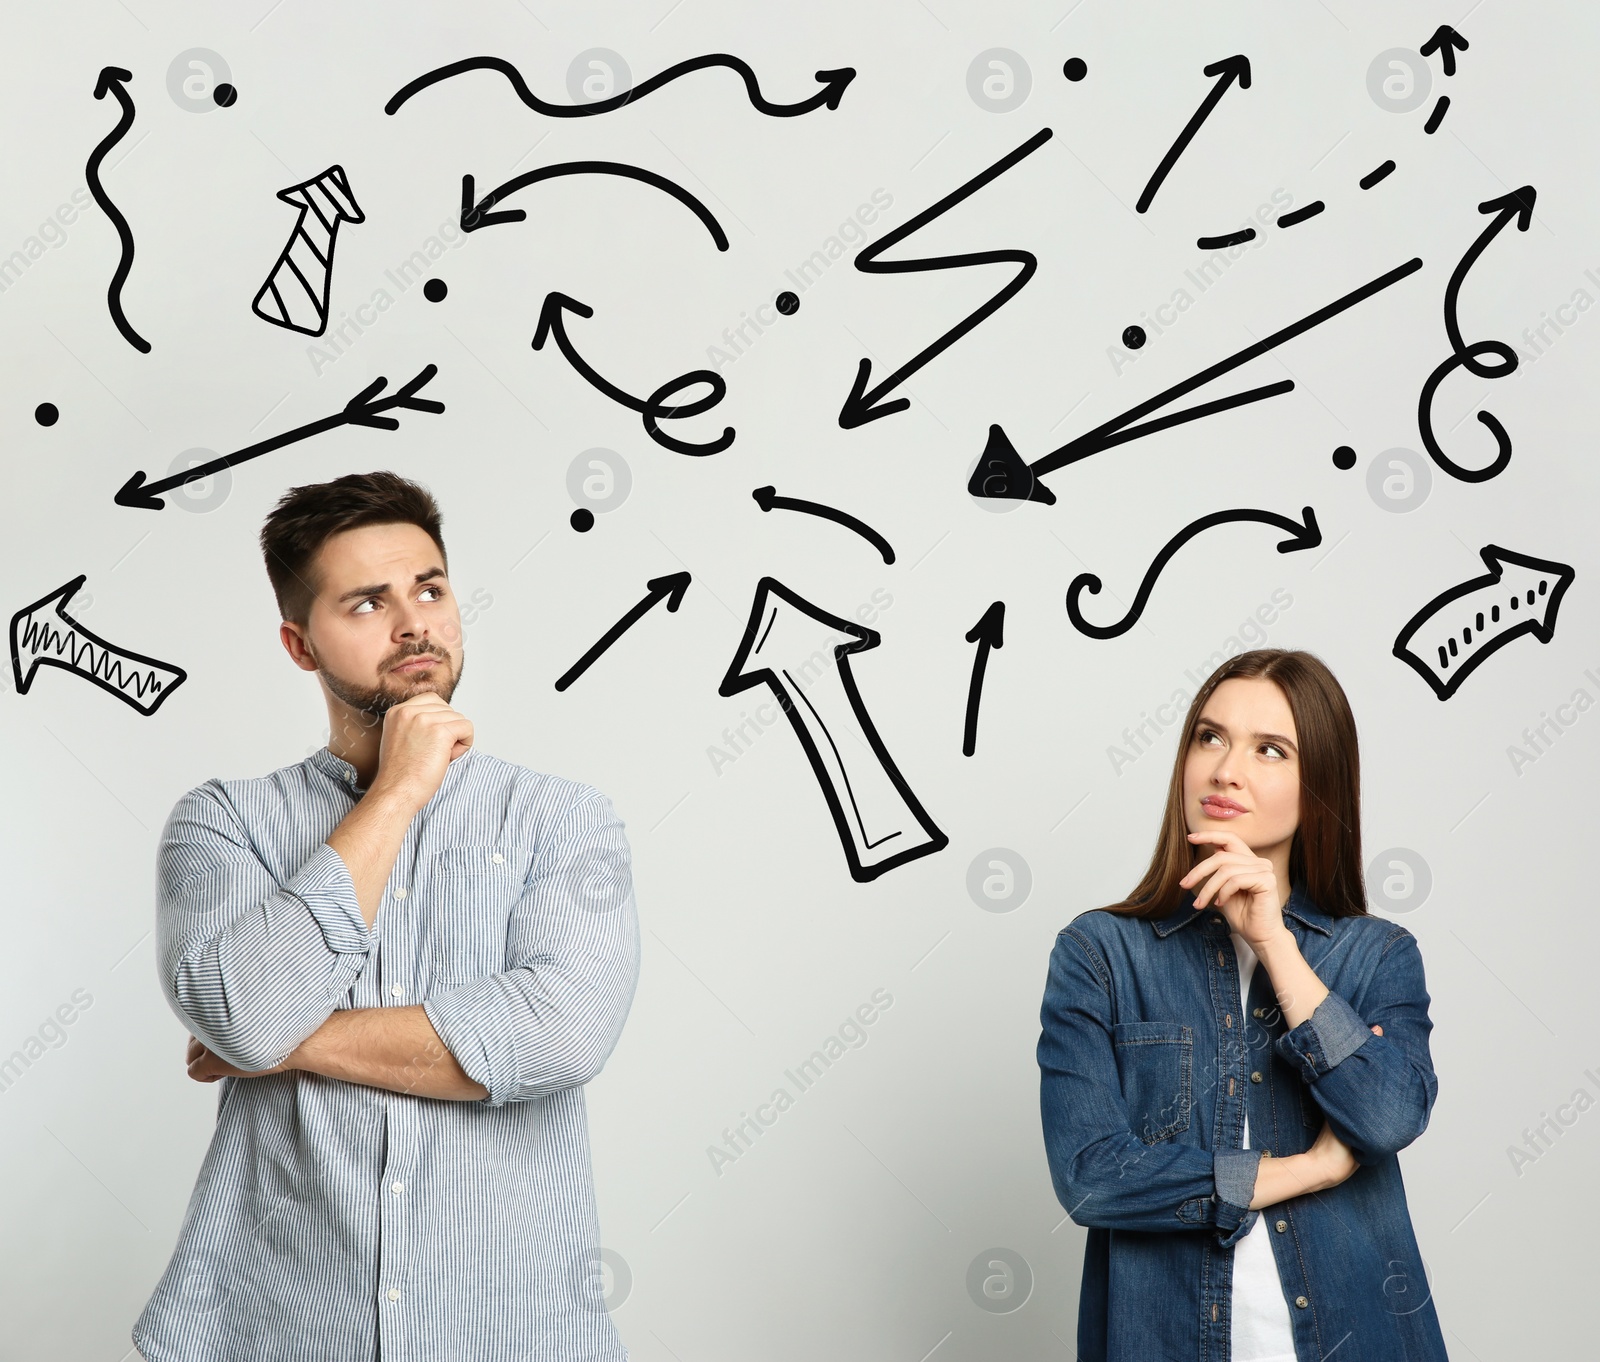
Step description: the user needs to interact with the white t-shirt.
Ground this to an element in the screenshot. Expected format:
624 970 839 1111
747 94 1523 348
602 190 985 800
1227 931 1299 1362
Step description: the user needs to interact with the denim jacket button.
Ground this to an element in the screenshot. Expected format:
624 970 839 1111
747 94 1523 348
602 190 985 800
1295 1295 1309 1308
1275 1219 1288 1232
1250 1071 1263 1082
1252 1006 1265 1019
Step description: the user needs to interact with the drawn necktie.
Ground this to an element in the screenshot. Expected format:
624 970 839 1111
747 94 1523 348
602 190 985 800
251 165 364 337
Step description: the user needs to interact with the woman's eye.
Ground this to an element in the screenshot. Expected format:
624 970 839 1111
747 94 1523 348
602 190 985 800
1262 743 1286 759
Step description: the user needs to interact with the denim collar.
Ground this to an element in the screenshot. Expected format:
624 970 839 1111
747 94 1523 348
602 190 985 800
1151 880 1334 938
307 743 477 794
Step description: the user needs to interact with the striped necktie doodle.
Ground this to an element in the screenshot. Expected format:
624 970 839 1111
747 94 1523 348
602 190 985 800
251 165 365 337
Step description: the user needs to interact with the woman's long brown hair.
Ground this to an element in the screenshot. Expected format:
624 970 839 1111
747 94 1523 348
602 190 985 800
1102 649 1369 921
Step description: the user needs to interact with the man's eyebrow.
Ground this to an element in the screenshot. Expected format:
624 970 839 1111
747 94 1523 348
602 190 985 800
1195 716 1297 748
336 566 447 605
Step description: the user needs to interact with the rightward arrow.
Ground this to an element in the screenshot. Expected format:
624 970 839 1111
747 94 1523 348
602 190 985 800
1066 507 1322 640
554 572 691 692
1420 25 1469 77
114 365 445 509
1394 546 1574 701
533 292 734 456
962 601 1005 758
1417 187 1535 484
968 257 1424 504
10 575 187 715
459 162 728 249
720 577 948 882
839 127 1051 429
1136 55 1251 214
387 54 855 119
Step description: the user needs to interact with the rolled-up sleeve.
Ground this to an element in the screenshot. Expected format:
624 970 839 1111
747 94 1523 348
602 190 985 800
1039 927 1263 1248
1273 926 1438 1163
158 783 375 1072
424 789 641 1108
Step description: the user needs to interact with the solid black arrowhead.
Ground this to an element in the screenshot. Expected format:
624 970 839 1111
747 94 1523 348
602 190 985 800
532 292 593 350
647 572 692 611
459 173 526 232
752 485 778 511
94 66 133 100
964 424 1057 505
837 358 911 429
1277 508 1322 553
1203 54 1251 90
114 471 165 510
1479 185 1536 231
815 68 857 109
1421 25 1469 76
965 601 1005 650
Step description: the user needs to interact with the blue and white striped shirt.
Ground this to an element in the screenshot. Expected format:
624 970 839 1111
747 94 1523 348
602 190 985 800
133 744 640 1362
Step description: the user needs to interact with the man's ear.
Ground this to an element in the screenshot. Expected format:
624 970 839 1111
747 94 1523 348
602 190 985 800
280 621 319 672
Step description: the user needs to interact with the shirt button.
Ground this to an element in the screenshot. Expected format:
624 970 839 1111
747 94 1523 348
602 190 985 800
1250 1071 1263 1083
391 1180 405 1195
390 983 405 998
394 887 408 899
386 1288 401 1303
1295 1295 1309 1308
1275 1219 1288 1232
491 852 504 864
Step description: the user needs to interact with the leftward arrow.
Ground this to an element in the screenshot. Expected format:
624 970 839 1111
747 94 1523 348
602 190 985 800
555 572 691 692
459 162 727 250
114 366 444 509
720 577 948 882
1066 507 1321 640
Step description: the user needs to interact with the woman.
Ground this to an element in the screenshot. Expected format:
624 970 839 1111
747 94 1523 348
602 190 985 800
1038 649 1447 1362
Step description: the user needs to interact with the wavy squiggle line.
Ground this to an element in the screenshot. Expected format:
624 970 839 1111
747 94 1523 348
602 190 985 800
87 66 149 353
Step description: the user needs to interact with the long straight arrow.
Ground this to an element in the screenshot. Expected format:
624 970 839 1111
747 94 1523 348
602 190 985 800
840 127 1052 429
1067 507 1321 640
114 365 444 509
460 162 728 250
555 573 691 691
1136 55 1251 214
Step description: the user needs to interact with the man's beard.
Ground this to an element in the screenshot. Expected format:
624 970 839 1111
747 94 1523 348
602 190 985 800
315 646 462 719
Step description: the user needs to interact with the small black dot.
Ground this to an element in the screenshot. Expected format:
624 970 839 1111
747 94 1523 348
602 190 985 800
213 83 237 108
423 278 448 303
1332 445 1356 470
1122 325 1146 350
1063 58 1088 82
34 402 58 427
570 508 595 533
776 291 800 316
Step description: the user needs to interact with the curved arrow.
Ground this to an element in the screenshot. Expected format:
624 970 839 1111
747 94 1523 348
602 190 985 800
461 162 727 250
87 67 149 353
1136 55 1251 214
532 293 733 456
554 572 690 691
1420 25 1469 77
751 485 894 563
962 601 1004 757
1066 507 1321 640
115 365 444 509
840 127 1051 429
387 54 855 118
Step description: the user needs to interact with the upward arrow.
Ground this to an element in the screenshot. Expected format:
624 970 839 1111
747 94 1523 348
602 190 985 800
1420 26 1470 77
1136 55 1251 214
1445 186 1536 367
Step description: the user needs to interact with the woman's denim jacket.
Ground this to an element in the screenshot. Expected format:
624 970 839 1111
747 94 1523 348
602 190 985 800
1038 883 1448 1362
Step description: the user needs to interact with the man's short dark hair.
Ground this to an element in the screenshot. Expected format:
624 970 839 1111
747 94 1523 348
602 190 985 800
259 470 447 626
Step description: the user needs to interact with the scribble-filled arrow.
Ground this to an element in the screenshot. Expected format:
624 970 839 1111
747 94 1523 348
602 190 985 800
1066 507 1321 640
1136 55 1251 214
387 54 855 118
962 602 1005 757
554 572 690 692
459 163 727 250
1420 25 1469 77
968 257 1424 504
533 293 733 456
87 66 148 353
751 485 894 563
1418 187 1534 484
251 165 366 336
114 365 444 509
1394 546 1573 701
840 127 1051 429
720 577 948 882
10 575 187 715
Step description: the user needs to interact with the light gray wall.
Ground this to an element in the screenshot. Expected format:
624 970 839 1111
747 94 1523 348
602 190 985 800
2 2 1595 1358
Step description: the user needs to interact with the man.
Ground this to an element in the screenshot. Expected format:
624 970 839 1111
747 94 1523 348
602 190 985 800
133 470 640 1362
